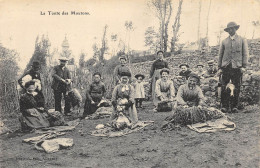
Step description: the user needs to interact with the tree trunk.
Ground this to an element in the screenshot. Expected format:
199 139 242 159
163 0 172 53
100 25 108 62
206 0 212 52
170 0 183 52
197 0 202 50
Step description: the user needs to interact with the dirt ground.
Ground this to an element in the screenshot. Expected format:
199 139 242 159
0 101 259 168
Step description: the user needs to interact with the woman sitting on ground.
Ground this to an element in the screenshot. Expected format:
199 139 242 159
83 72 106 118
176 73 206 108
154 68 175 111
110 72 138 125
19 80 50 132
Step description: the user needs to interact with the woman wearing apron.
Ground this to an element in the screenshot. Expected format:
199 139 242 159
150 51 169 107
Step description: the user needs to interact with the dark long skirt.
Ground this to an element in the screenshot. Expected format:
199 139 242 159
20 108 50 131
83 96 102 118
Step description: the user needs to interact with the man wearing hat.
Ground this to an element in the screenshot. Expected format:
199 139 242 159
176 73 205 107
52 57 72 115
218 22 249 113
113 55 132 85
205 60 217 77
18 61 42 91
179 63 192 80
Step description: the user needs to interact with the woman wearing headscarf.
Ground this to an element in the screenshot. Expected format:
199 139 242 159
83 72 106 118
19 80 50 131
150 51 169 106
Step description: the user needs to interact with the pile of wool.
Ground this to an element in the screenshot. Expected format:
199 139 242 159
68 88 82 108
161 106 225 131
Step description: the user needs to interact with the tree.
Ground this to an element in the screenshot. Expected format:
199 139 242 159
252 20 260 39
0 46 20 83
92 42 100 60
79 52 86 68
205 0 212 52
124 21 135 55
111 34 118 56
216 26 224 46
170 0 183 52
100 25 108 63
145 26 159 53
197 0 202 50
148 0 172 52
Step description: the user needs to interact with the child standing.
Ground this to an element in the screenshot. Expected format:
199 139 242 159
133 74 148 108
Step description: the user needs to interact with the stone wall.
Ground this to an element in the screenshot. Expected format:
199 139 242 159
130 39 260 105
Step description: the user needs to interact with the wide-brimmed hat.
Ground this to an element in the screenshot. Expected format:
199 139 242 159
207 60 214 65
135 74 145 79
160 68 170 75
188 73 200 82
224 22 240 32
59 57 69 61
120 71 131 78
156 50 163 55
179 63 189 68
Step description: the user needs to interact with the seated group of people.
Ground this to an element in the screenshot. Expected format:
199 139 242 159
17 53 217 132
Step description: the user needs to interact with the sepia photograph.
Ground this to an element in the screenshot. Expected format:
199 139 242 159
0 0 259 167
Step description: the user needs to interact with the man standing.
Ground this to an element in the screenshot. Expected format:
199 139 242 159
52 57 72 115
218 22 248 113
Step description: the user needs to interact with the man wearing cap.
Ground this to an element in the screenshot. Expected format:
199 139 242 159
113 55 132 85
176 73 205 107
218 22 248 113
179 64 192 80
205 60 217 78
18 61 42 91
195 63 206 79
51 57 72 115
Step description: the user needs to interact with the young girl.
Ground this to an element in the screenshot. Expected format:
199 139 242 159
133 74 148 108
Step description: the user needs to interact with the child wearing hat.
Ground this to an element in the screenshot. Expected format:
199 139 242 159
133 74 149 108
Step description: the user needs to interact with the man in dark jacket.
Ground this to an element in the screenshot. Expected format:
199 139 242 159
218 22 248 113
179 64 192 80
52 57 72 115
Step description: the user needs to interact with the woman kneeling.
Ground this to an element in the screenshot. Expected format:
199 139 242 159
155 68 175 112
110 72 138 126
19 81 50 132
